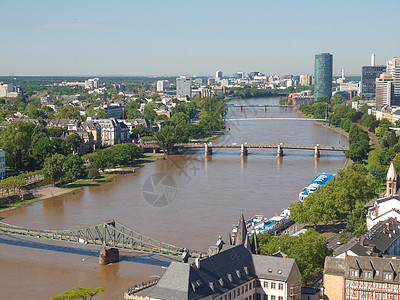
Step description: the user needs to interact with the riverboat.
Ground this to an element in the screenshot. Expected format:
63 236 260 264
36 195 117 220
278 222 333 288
298 173 335 201
232 209 292 237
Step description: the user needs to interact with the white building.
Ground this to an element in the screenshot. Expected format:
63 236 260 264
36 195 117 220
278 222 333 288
215 70 222 79
0 83 14 97
366 162 400 230
386 57 400 101
299 75 312 86
376 73 394 107
0 149 5 179
156 80 169 92
85 78 99 89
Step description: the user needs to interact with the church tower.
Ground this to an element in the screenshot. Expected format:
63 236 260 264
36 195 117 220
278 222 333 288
386 162 398 196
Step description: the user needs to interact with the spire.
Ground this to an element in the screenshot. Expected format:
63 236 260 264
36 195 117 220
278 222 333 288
251 231 260 254
386 162 398 197
234 212 251 252
387 162 397 181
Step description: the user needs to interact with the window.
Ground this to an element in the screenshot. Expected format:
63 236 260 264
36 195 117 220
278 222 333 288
238 288 240 296
242 286 244 294
350 270 358 277
385 273 393 280
278 297 283 300
249 296 252 300
264 282 269 289
256 294 261 300
278 283 283 290
233 290 236 298
263 295 268 300
271 296 276 300
256 280 261 287
245 284 248 292
365 271 372 278
271 282 276 289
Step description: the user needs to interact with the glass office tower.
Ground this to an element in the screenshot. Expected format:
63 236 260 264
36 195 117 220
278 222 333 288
314 53 333 101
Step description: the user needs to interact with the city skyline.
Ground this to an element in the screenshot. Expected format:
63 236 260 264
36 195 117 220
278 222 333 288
1 0 400 76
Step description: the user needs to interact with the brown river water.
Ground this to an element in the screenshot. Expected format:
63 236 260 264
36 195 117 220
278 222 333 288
0 97 348 299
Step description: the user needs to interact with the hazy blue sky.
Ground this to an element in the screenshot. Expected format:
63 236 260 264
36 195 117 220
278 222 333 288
1 0 399 76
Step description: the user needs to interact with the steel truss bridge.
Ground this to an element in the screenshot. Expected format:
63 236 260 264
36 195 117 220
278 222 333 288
0 219 205 258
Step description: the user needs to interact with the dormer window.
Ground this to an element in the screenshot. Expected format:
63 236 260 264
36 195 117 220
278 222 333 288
364 271 372 279
350 269 358 277
385 272 393 280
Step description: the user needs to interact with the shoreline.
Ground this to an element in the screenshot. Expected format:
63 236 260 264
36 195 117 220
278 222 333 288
0 153 164 213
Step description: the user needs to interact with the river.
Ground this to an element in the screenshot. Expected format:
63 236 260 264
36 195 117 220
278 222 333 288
0 97 348 299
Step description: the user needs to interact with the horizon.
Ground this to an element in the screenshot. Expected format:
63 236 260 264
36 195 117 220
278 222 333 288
1 0 399 76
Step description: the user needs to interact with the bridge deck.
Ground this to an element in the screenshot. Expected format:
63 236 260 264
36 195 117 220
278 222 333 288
178 144 349 151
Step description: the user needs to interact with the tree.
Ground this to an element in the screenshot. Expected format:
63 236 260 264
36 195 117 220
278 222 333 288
87 167 101 180
56 105 82 120
65 134 82 154
170 112 189 127
347 206 368 237
259 229 332 283
42 154 66 185
49 286 104 300
155 125 187 152
63 154 86 181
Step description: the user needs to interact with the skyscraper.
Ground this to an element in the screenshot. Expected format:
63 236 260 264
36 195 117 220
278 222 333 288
314 53 333 101
215 70 222 79
176 76 192 97
361 54 386 100
386 57 400 104
375 73 394 107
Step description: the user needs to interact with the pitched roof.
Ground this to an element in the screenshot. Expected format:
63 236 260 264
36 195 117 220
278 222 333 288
148 245 300 300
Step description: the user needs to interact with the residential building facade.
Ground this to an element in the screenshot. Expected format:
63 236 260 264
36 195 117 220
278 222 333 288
375 73 394 107
324 256 400 300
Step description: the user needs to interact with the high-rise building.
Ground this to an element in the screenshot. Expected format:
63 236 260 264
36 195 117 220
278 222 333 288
176 76 192 97
299 75 312 86
156 80 169 92
85 78 99 89
375 73 394 107
314 53 333 101
386 57 400 104
232 72 244 79
361 66 386 100
215 70 222 79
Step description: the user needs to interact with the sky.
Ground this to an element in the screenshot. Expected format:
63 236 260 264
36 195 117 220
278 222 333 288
1 0 400 77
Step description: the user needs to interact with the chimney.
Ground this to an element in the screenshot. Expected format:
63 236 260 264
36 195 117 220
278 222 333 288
387 223 390 231
371 53 375 66
361 238 365 246
383 227 387 233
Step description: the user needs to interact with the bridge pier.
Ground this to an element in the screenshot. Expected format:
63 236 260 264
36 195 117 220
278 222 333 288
241 144 248 157
99 248 119 265
153 148 159 154
314 145 320 158
277 144 283 158
205 144 212 156
240 106 243 112
264 106 267 112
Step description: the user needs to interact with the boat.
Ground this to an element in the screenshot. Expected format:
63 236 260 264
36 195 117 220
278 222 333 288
298 173 335 201
232 209 293 237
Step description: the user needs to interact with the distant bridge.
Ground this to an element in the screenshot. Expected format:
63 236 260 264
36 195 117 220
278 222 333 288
228 104 296 112
178 143 349 158
0 220 205 264
226 117 326 121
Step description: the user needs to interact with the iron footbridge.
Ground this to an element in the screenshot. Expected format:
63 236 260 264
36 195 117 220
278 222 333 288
0 219 205 258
